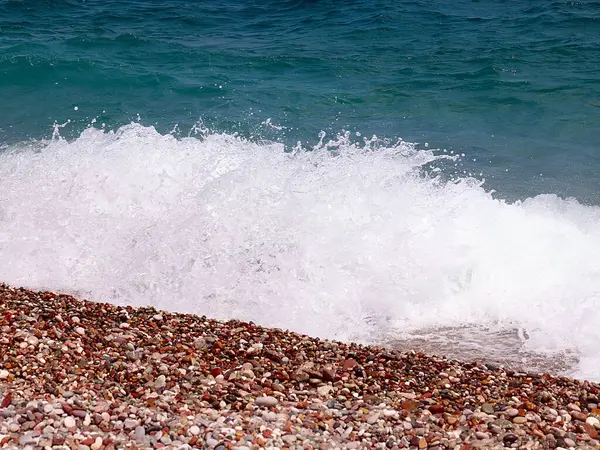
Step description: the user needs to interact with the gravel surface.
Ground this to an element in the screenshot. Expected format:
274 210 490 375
1 283 600 449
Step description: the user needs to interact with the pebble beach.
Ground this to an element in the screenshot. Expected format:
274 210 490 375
1 284 600 450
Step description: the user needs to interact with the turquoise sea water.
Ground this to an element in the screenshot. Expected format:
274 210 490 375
2 1 600 379
2 0 599 200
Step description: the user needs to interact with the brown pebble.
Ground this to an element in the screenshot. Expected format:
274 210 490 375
342 359 358 371
585 423 599 439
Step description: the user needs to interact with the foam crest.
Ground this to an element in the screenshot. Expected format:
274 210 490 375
1 124 600 380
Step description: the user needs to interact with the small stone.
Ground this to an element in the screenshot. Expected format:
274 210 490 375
193 337 206 349
134 426 145 440
322 368 336 381
367 413 380 424
73 409 87 418
264 349 283 362
91 437 103 450
506 408 519 417
587 416 600 429
0 370 8 380
292 370 310 382
43 404 53 414
64 416 76 428
571 411 587 421
154 374 166 389
189 425 200 436
240 369 255 379
429 404 444 414
124 418 139 429
563 437 576 447
19 433 37 446
343 359 358 371
26 335 39 346
503 433 519 444
317 385 333 396
584 422 599 439
255 396 278 407
482 403 495 414
206 437 219 447
153 314 163 321
75 327 85 336
513 416 527 424
418 437 427 449
282 435 297 444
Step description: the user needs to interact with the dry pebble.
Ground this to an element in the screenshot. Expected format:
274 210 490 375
2 283 600 450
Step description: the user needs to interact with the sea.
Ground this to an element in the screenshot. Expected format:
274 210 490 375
1 0 600 380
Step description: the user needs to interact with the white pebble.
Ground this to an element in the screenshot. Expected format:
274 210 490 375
206 437 219 447
188 425 200 436
0 369 9 379
154 374 166 389
587 416 600 429
255 396 278 407
63 416 76 428
134 426 145 440
91 437 103 450
317 385 333 396
75 327 85 336
124 418 139 429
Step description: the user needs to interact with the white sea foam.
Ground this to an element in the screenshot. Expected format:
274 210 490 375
1 124 600 380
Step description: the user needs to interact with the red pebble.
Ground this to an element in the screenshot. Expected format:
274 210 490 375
211 367 222 377
343 359 358 371
429 404 445 414
585 423 599 439
1 393 12 408
322 368 336 381
62 403 74 414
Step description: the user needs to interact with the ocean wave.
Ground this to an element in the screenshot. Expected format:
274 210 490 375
1 123 600 380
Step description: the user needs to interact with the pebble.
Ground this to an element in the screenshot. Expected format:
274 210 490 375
124 418 139 429
206 437 219 447
154 374 166 389
587 416 600 429
255 396 278 407
481 403 495 414
63 416 76 428
2 283 600 450
506 408 519 417
134 426 145 440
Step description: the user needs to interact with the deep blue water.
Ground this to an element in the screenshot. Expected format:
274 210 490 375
1 0 599 201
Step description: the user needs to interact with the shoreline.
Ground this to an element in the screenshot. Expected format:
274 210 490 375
1 283 600 449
